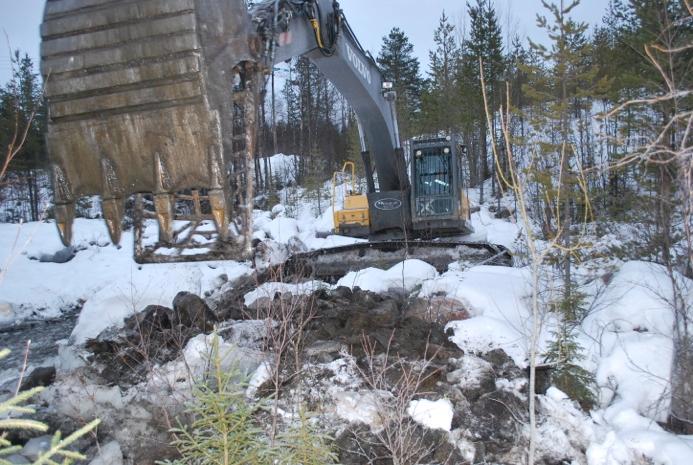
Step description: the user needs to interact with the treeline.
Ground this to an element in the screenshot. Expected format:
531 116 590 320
265 0 690 259
0 51 47 222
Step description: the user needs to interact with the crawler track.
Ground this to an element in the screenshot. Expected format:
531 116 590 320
282 240 512 282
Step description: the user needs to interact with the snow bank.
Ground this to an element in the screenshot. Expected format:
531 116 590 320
336 259 438 293
432 265 543 367
582 261 691 425
584 261 681 336
468 206 521 252
0 219 250 341
262 217 300 244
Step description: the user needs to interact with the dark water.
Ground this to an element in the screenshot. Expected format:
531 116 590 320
0 309 80 374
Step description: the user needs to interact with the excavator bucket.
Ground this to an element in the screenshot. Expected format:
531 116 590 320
40 0 261 262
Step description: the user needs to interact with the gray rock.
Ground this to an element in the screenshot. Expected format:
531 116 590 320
4 455 30 464
39 247 76 263
89 441 123 465
21 435 52 461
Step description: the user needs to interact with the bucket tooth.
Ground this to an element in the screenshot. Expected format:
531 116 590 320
208 189 229 240
154 153 172 193
101 158 124 198
208 146 225 190
102 198 124 244
54 203 75 246
154 193 175 244
52 165 73 204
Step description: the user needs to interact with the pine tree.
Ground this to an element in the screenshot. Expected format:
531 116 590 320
377 27 424 140
0 51 46 222
523 0 606 405
462 0 504 200
422 11 460 133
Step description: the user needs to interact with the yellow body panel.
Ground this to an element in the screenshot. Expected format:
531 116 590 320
344 194 368 210
334 194 369 228
332 162 370 233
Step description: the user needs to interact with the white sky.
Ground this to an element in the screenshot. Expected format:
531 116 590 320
0 0 608 83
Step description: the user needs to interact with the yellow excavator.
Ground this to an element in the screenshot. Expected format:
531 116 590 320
40 0 509 275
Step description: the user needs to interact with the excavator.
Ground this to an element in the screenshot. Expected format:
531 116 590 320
40 0 510 278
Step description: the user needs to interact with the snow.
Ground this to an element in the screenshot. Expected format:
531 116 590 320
431 265 549 367
333 390 391 429
407 398 454 432
0 219 251 344
261 154 299 187
469 205 521 252
2 170 693 465
262 217 300 244
335 259 438 293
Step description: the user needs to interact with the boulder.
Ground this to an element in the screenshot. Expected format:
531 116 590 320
172 292 217 332
39 246 76 263
20 366 56 391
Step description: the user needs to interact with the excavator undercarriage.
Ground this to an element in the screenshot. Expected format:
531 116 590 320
41 0 512 275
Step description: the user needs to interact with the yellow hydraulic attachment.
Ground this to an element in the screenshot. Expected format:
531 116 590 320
332 161 369 237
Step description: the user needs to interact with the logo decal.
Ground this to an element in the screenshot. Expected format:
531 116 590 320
374 198 402 211
346 44 372 85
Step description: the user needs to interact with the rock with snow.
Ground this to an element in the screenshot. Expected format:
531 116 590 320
38 246 76 264
407 398 454 431
88 441 123 465
243 280 328 309
334 390 391 429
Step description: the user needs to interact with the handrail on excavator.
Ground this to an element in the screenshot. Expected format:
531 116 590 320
331 161 358 215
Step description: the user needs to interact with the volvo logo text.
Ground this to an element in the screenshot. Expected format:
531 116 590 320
346 44 372 85
374 198 402 211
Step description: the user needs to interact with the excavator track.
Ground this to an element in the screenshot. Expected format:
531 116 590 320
282 240 512 282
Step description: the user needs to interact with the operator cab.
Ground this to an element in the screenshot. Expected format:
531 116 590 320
410 135 472 236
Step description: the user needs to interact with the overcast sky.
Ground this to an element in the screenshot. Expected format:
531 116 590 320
0 0 608 83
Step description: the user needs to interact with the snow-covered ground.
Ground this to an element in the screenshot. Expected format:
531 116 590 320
1 169 692 464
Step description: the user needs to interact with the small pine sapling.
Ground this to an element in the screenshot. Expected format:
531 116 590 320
543 288 596 410
0 349 100 465
158 337 268 465
276 409 338 465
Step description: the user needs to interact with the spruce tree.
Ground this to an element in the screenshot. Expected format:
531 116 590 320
377 27 424 140
524 0 605 406
422 11 460 134
462 0 504 200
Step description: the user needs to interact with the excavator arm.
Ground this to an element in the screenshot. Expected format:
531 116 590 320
252 0 408 194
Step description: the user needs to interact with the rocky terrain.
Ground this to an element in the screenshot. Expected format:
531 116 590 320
2 272 595 465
